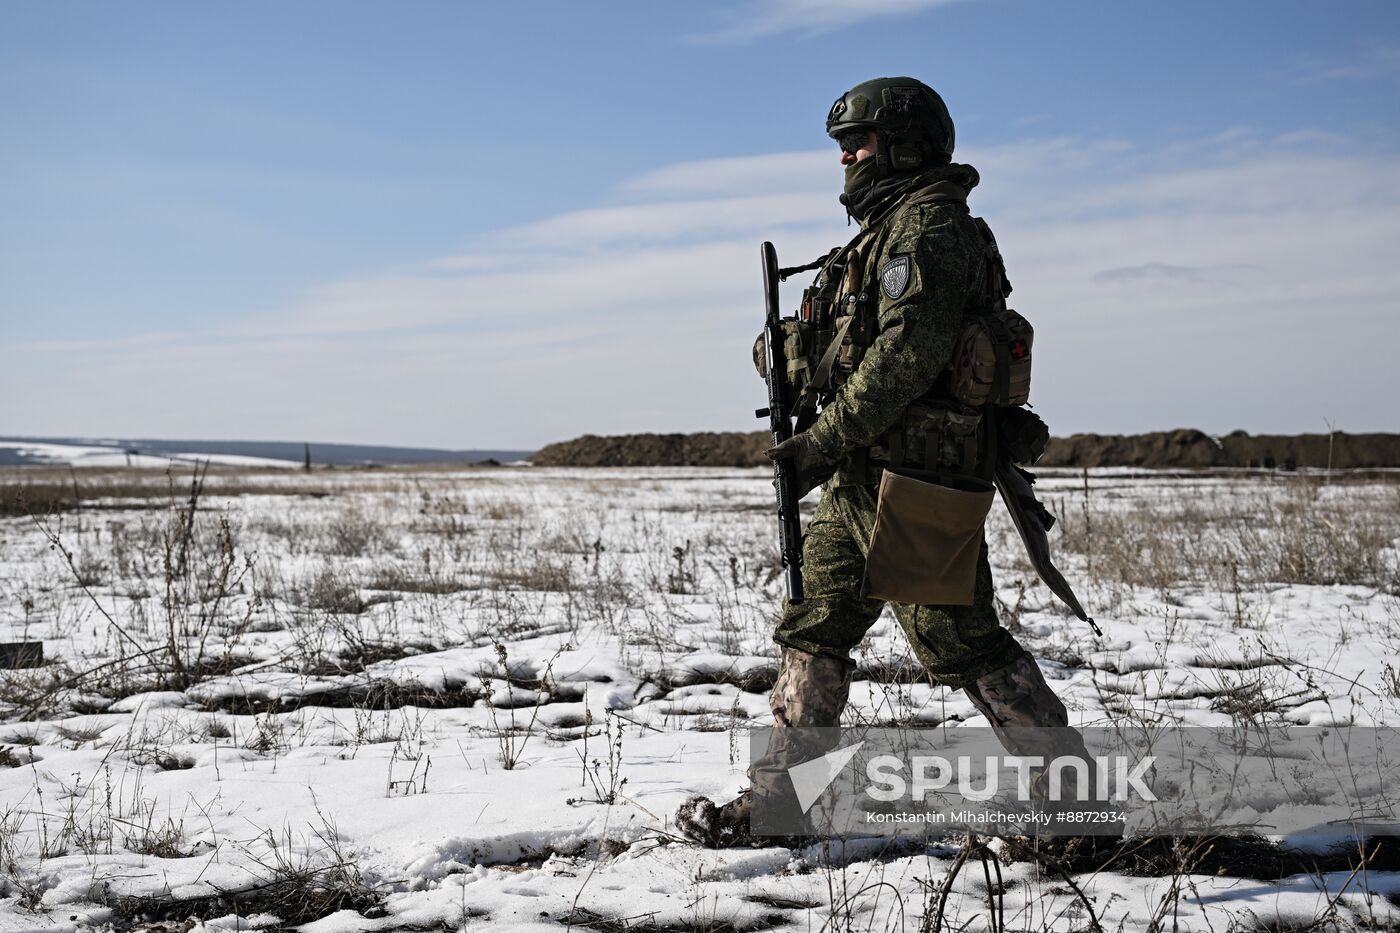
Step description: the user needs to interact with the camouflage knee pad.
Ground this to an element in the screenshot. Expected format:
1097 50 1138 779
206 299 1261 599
962 650 1069 731
750 648 854 798
770 646 854 728
964 652 1098 806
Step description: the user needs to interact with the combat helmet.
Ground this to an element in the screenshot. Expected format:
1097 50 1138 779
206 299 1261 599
826 77 955 175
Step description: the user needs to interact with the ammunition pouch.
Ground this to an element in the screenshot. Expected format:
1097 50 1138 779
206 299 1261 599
862 469 994 606
877 401 985 477
943 216 1033 407
781 319 818 399
751 321 825 397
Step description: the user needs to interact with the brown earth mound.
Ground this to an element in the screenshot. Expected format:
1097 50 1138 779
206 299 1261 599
1043 430 1400 469
531 430 1400 470
1041 428 1223 468
531 432 770 468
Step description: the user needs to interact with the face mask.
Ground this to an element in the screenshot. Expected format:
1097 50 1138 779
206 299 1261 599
842 155 881 197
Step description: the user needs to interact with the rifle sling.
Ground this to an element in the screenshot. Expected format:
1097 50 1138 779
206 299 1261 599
791 314 854 420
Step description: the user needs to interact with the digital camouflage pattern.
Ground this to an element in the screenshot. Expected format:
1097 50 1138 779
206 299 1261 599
774 482 1022 687
805 162 988 487
676 113 1082 849
771 162 1044 690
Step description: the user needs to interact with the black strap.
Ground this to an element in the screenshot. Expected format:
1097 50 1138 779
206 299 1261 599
985 315 1013 406
973 218 1011 303
778 247 840 282
790 314 854 419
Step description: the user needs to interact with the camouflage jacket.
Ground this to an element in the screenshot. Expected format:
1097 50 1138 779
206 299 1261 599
806 162 990 486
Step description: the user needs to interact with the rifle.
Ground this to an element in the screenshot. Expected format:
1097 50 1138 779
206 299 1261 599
993 458 1103 637
756 241 805 603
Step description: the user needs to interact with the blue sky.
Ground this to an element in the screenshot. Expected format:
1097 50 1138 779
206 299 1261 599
4 0 1399 448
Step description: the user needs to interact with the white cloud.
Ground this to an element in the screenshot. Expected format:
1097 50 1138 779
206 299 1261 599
1296 41 1400 84
493 191 832 251
692 0 966 43
619 151 831 198
9 132 1400 448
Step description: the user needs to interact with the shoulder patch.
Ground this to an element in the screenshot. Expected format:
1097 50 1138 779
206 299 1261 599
879 255 911 300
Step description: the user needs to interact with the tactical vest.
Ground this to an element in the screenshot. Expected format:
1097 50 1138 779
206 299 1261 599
784 181 1034 484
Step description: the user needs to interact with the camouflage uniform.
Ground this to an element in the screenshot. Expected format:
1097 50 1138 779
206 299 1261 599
724 164 1079 841
776 162 1025 688
776 482 1017 684
677 80 1077 848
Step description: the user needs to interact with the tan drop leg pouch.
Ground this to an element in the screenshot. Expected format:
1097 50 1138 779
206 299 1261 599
862 470 995 606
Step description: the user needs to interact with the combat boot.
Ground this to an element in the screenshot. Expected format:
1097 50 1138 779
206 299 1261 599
676 647 854 848
674 790 753 849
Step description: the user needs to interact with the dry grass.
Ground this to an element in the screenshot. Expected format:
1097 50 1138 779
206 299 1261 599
288 564 374 614
321 502 396 557
364 561 470 594
111 818 385 926
3 462 1397 931
1049 474 1400 594
0 467 336 517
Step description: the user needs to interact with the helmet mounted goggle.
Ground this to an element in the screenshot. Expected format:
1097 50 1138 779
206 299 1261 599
835 128 874 155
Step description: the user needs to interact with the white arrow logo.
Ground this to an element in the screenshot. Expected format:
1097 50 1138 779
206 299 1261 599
787 742 865 813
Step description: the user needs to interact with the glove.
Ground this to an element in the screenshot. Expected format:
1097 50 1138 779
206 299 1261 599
998 406 1050 465
767 433 839 497
752 332 768 379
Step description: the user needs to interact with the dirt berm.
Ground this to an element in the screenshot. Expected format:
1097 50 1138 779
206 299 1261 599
531 430 1400 469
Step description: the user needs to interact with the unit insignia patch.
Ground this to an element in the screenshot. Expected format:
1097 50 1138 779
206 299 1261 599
880 256 911 300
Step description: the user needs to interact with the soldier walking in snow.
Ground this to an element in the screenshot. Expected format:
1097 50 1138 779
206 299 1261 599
678 77 1089 847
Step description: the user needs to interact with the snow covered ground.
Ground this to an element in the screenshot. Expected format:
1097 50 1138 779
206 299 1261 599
0 464 1396 931
0 440 298 469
